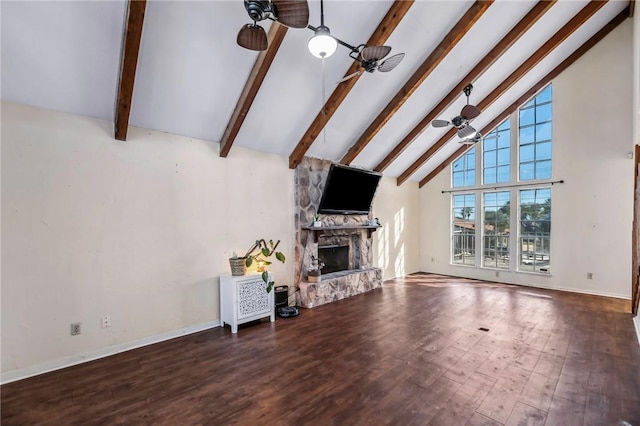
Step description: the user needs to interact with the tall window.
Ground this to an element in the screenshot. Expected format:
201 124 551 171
450 84 553 274
519 188 551 273
483 119 510 184
519 85 552 181
452 194 476 266
483 192 510 269
452 146 476 188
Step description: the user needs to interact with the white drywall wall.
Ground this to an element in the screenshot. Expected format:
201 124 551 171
419 20 634 299
372 177 421 280
1 102 296 377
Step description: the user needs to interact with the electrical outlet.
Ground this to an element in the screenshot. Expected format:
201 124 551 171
70 323 81 336
101 315 111 328
587 272 593 279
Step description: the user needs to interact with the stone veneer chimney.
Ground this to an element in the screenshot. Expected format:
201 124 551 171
294 157 382 308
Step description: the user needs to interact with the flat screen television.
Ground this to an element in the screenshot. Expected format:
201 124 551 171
318 164 382 215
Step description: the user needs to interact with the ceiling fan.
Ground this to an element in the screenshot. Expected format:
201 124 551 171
237 0 405 80
338 45 405 83
237 0 310 51
432 84 482 139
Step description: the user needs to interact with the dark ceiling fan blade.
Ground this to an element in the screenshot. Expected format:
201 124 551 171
432 119 451 128
338 70 363 84
237 24 268 51
461 104 481 120
272 0 309 28
377 53 404 72
361 45 391 61
457 124 477 139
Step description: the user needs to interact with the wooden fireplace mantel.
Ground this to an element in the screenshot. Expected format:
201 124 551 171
301 225 381 243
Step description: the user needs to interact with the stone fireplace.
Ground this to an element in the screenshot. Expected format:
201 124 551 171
294 157 382 308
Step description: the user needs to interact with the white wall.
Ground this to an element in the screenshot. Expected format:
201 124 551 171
420 20 634 299
372 177 421 280
1 102 296 380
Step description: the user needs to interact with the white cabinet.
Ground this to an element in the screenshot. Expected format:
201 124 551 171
220 273 274 333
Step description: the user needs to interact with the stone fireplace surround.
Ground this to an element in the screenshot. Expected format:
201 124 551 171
294 157 383 308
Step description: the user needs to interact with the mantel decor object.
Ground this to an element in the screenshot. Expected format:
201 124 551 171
307 253 324 283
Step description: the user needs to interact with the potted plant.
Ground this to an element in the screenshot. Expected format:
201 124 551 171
229 239 285 292
312 212 321 227
307 254 324 283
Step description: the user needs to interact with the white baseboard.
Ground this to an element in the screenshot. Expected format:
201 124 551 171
419 270 631 300
1 320 221 385
634 316 640 346
530 283 631 300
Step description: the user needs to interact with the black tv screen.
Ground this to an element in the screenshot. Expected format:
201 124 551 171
318 164 382 215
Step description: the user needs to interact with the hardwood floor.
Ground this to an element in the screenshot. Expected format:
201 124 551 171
2 273 639 425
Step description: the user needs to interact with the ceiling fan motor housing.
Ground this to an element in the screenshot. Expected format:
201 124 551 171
451 116 465 127
362 60 379 73
244 0 271 22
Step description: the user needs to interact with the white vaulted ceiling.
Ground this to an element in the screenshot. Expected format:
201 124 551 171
1 0 632 185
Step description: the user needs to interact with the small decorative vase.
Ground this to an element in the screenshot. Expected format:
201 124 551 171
229 258 247 276
313 220 321 227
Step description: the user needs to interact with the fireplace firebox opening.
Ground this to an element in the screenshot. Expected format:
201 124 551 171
318 245 349 274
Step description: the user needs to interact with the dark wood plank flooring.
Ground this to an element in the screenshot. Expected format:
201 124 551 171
2 273 639 425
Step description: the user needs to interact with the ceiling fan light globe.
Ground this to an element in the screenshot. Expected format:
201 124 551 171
308 26 337 58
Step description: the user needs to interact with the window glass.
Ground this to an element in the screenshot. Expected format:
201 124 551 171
452 146 476 188
482 118 510 185
483 191 510 269
452 194 476 266
519 188 551 273
519 85 552 181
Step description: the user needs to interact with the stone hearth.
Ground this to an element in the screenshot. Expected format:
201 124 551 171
294 157 382 308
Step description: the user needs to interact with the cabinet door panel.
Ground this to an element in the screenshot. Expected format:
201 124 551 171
238 278 270 319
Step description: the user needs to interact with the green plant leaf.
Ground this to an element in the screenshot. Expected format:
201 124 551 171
245 257 253 267
275 252 285 263
261 271 269 283
261 248 270 257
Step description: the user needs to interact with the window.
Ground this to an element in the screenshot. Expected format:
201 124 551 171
483 119 510 184
519 188 551 273
519 85 552 181
450 84 553 275
452 146 476 188
483 192 510 269
452 194 476 266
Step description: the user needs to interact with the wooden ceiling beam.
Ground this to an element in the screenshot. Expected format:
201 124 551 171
397 0 607 186
629 0 635 17
373 0 556 172
419 6 630 188
288 0 414 169
339 0 494 165
115 0 147 141
220 23 288 157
